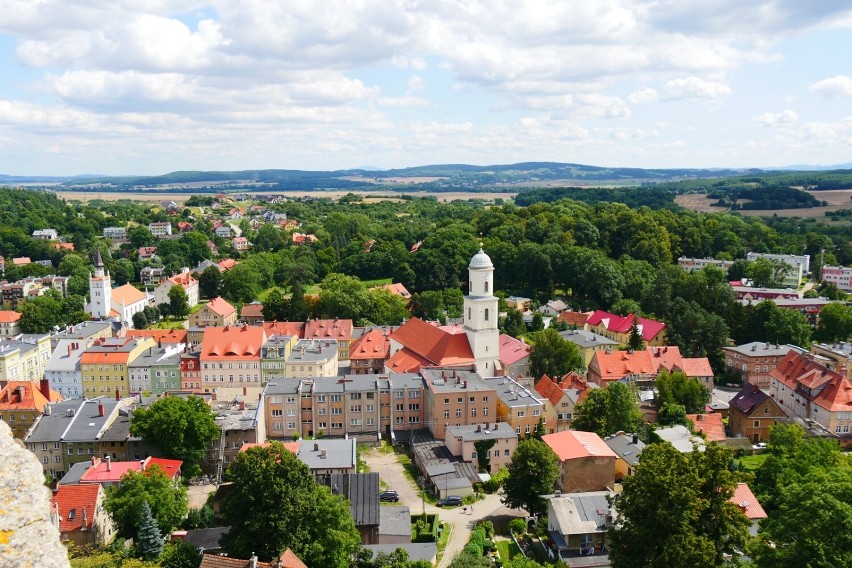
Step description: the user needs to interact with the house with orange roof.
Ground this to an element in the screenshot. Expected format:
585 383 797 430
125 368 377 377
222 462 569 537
0 379 62 439
53 242 75 252
50 484 114 546
534 372 595 432
586 310 667 347
12 256 31 266
305 318 354 359
199 549 307 568
80 337 156 398
0 310 22 336
78 455 182 487
154 271 199 308
262 321 306 337
190 296 237 328
137 246 158 260
557 310 592 328
769 350 852 447
679 357 715 392
292 232 318 245
200 324 266 391
386 317 475 374
371 282 412 302
730 482 767 535
686 413 726 442
125 328 188 345
110 283 149 328
350 328 393 375
588 346 714 389
217 258 237 271
498 334 531 378
542 430 617 492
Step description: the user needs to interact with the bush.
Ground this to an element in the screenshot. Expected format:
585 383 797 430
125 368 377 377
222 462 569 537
481 468 509 493
464 542 483 557
476 520 494 538
509 518 527 535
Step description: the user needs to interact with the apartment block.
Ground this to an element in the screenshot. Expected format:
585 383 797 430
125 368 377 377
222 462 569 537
421 369 497 439
80 337 156 398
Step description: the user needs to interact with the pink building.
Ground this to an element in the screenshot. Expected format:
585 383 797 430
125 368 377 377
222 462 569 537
821 265 852 292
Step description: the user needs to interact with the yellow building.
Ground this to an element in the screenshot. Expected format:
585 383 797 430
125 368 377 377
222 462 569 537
81 337 155 398
0 334 52 382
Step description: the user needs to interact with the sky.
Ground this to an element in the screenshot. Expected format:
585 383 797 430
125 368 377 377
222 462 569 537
1 1 851 176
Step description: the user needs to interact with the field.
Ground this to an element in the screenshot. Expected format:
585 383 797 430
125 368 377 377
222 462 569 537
676 189 852 217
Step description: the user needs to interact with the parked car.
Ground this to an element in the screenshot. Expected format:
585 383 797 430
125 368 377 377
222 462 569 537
379 490 399 502
437 496 463 507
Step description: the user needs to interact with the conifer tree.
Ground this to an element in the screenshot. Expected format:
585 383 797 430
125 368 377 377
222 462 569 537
136 502 164 561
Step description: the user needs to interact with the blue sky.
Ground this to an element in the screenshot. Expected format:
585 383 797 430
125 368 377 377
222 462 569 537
0 1 851 176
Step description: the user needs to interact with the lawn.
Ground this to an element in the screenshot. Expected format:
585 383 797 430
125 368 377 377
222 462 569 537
189 300 208 315
496 539 522 563
151 319 186 330
435 521 452 566
264 277 394 299
737 453 769 472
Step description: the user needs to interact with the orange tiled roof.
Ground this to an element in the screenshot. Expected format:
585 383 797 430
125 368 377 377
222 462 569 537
111 284 147 306
217 259 237 271
262 321 305 337
534 372 591 407
534 375 566 407
0 310 21 323
389 317 473 366
686 413 726 442
770 351 851 412
542 430 616 461
0 381 62 410
204 297 236 317
305 318 353 341
590 349 658 383
199 549 306 568
350 328 391 360
201 325 265 360
730 483 767 520
679 357 714 377
558 311 591 327
385 348 432 373
167 272 197 288
125 329 188 344
240 303 264 319
51 484 101 533
373 282 411 300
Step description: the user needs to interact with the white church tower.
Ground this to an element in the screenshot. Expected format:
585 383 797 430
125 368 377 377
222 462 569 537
464 246 500 376
88 249 112 319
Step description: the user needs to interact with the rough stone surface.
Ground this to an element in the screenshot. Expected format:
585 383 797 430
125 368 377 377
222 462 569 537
0 420 71 568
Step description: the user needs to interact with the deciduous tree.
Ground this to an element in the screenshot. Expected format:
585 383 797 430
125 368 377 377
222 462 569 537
528 328 584 379
502 438 560 516
572 382 644 438
104 466 188 539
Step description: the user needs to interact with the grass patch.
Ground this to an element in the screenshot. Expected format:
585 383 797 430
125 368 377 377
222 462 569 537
737 453 768 472
189 300 208 315
151 319 186 329
435 521 452 566
496 539 522 563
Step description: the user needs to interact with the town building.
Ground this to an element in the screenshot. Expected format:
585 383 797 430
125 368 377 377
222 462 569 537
604 432 645 479
49 321 113 351
546 491 614 562
50 484 115 546
0 333 52 382
542 430 617 493
232 236 250 251
125 328 188 345
751 297 837 327
110 284 149 328
137 246 158 261
444 422 518 474
148 222 172 237
214 225 232 238
731 483 767 536
721 342 801 387
587 346 713 390
655 424 706 453
154 271 199 308
497 334 531 378
87 252 111 322
534 373 595 432
731 285 800 302
285 339 338 379
294 438 357 479
189 296 237 328
483 375 555 436
686 412 727 442
463 248 500 375
0 379 62 439
304 318 354 360
240 301 265 324
769 351 852 447
421 368 497 439
349 328 393 375
586 310 667 347
558 328 619 366
71 455 182 488
820 265 852 292
810 342 852 380
211 397 266 470
504 296 532 312
102 227 126 240
747 252 810 282
728 384 787 443
386 317 475 374
259 333 298 384
128 343 184 394
80 337 156 398
139 266 165 286
32 228 58 240
0 310 22 336
677 256 735 273
45 340 91 399
199 325 265 391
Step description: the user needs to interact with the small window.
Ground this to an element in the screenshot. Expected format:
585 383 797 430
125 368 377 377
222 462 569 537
484 308 489 321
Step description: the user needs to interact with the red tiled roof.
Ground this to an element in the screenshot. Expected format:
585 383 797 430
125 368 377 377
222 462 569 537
558 311 591 327
201 325 265 360
80 457 182 483
589 349 658 383
240 303 264 319
542 430 616 461
686 413 726 442
217 259 237 271
535 375 567 407
199 549 306 568
0 310 21 323
730 483 767 520
499 334 530 366
385 348 432 373
679 357 713 377
770 351 852 412
262 321 305 337
125 329 188 344
204 297 236 317
389 317 474 366
534 372 592 407
112 284 148 306
167 272 197 288
304 318 353 341
350 328 391 360
372 282 411 300
51 484 101 533
587 310 666 342
240 441 300 454
0 381 62 411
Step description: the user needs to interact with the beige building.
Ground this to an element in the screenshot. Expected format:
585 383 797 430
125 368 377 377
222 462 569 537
189 297 237 328
285 339 338 378
444 422 518 474
483 375 556 436
0 310 22 336
421 369 497 439
0 334 52 382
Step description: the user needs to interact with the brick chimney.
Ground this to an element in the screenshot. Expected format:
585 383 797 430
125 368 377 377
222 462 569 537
115 389 120 401
39 378 51 400
98 403 105 417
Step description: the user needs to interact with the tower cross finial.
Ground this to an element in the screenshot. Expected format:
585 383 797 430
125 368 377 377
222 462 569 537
479 232 483 248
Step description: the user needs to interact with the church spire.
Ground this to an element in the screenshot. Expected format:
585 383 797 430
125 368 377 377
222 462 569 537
94 249 104 268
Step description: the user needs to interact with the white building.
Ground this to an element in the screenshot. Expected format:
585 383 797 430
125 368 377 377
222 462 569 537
110 285 149 327
32 229 58 240
747 252 810 274
87 251 112 319
464 247 500 377
45 339 89 399
154 272 199 308
214 225 232 238
102 227 127 239
677 256 735 273
148 222 172 237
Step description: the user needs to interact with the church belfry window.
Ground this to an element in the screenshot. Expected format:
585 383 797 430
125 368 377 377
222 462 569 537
484 281 489 293
484 309 489 321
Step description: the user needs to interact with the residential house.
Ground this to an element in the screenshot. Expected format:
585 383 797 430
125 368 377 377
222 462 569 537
199 550 306 568
139 266 165 286
285 339 338 378
138 246 158 261
212 398 265 470
180 350 202 392
769 351 852 447
730 482 767 536
586 310 667 347
386 317 475 374
148 222 172 237
420 368 497 438
102 227 126 240
557 310 592 328
304 318 354 360
54 242 75 253
49 321 113 351
534 373 595 432
505 296 532 312
74 455 182 488
199 324 265 391
821 265 852 292
746 252 809 286
371 282 412 303
498 334 531 378
128 343 184 394
320 473 381 544
810 341 852 380
546 491 614 562
543 430 617 493
655 424 706 453
444 422 518 474
349 328 393 375
206 240 218 255
232 236 250 252
240 301 265 324
604 432 645 480
80 337 156 398
214 225 232 238
294 438 357 479
177 221 193 233
677 256 735 273
110 284 149 327
45 340 91 399
539 299 568 317
260 333 298 384
154 271 199 308
50 484 115 546
483 375 555 436
125 328 188 345
728 384 787 443
217 259 237 272
12 257 31 266
189 297 237 328
292 232 317 245
686 413 727 442
0 333 53 382
587 346 713 390
731 285 800 301
32 228 58 240
0 379 62 439
559 328 619 366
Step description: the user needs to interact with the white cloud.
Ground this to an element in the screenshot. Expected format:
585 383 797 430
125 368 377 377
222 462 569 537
663 77 732 100
378 96 430 107
407 74 424 93
809 75 852 98
628 88 658 104
753 109 798 127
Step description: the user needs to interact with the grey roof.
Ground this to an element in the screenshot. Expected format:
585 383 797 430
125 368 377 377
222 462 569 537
62 399 125 442
483 376 546 409
213 404 260 432
604 434 645 466
287 339 337 363
99 410 132 442
420 369 491 393
723 342 798 357
45 339 88 373
327 473 379 527
362 543 437 563
295 438 356 470
58 461 92 485
655 425 706 453
379 506 412 536
50 321 112 349
129 346 183 368
547 491 613 536
446 422 518 442
425 463 457 477
263 381 301 396
183 527 229 551
25 400 88 443
443 476 472 490
559 329 619 349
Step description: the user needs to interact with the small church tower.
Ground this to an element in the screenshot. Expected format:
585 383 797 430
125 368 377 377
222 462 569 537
464 246 500 376
88 249 111 319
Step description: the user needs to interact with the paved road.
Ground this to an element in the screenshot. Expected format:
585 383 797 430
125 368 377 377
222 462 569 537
361 447 525 567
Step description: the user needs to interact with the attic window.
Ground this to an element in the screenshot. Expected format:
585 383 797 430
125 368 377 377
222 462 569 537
68 509 76 520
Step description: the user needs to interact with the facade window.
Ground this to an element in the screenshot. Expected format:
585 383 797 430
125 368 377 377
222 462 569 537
445 398 450 404
484 309 489 321
471 408 477 417
753 420 760 427
444 410 450 419
483 407 488 416
456 409 462 417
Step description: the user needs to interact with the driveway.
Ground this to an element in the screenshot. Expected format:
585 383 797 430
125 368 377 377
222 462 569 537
361 447 423 512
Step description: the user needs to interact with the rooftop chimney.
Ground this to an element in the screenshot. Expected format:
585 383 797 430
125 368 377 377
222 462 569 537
314 442 319 451
115 389 120 401
139 459 146 472
106 455 111 471
98 403 105 417
632 434 638 445
39 378 51 400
